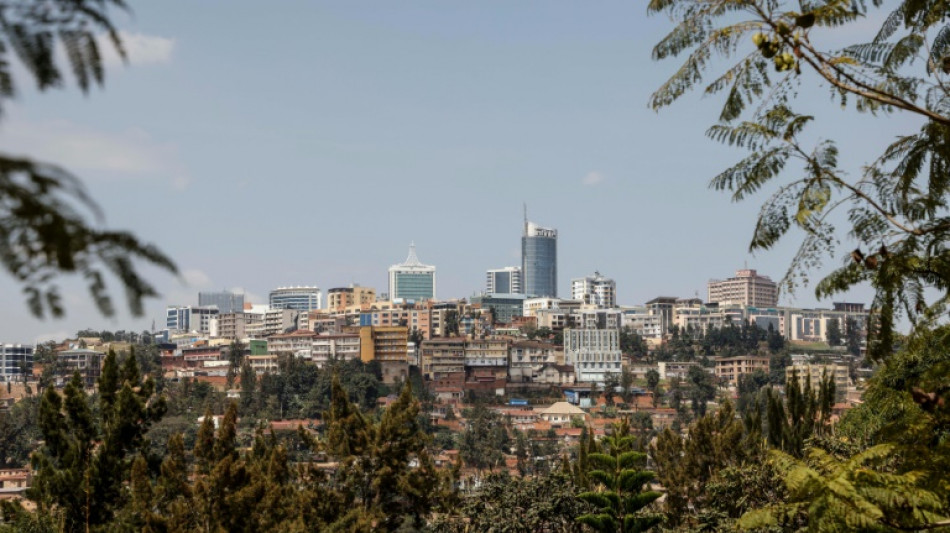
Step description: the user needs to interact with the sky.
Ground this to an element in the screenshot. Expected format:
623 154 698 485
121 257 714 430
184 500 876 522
0 1 913 342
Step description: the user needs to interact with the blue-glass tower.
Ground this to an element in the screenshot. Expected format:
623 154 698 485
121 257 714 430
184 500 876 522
522 220 557 297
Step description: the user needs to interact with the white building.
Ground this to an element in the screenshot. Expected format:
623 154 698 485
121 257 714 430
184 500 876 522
486 266 522 295
166 305 219 334
571 271 617 308
0 344 32 382
523 297 582 317
389 242 436 301
269 286 322 312
563 328 622 383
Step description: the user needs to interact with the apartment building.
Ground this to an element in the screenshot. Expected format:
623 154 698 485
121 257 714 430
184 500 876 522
326 284 376 313
216 312 263 340
359 326 409 383
311 334 361 367
509 340 559 382
419 337 466 380
571 271 617 308
786 362 851 392
267 330 319 358
715 355 770 386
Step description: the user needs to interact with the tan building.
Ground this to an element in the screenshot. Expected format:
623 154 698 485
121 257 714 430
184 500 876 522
420 337 466 380
538 401 588 427
509 340 559 382
707 269 778 307
359 326 409 383
715 355 770 386
786 363 851 392
216 312 263 340
267 330 319 358
327 285 377 313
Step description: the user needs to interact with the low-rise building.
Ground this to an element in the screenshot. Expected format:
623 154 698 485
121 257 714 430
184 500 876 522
715 355 770 386
563 328 622 383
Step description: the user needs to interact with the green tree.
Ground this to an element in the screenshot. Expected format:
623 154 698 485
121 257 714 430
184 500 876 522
576 419 662 533
28 351 164 532
825 319 843 347
645 368 660 408
0 0 176 318
648 0 950 362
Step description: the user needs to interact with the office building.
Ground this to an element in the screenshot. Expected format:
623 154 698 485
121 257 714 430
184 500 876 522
471 293 527 324
571 271 616 308
388 242 436 301
0 344 33 382
198 291 245 314
522 219 557 297
269 286 322 311
486 266 522 294
708 269 779 307
327 284 376 312
563 328 622 383
166 305 219 334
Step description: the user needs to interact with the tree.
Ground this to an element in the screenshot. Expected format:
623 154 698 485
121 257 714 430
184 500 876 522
28 349 164 532
825 319 843 347
648 0 950 362
645 369 660 408
686 365 716 418
576 419 662 533
845 316 863 357
0 1 176 318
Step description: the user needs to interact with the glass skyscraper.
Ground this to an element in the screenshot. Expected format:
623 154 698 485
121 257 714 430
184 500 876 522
522 221 557 297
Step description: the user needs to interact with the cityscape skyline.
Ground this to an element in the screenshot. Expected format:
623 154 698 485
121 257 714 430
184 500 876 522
0 1 882 342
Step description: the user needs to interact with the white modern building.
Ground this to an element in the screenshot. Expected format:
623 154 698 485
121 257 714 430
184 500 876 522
0 344 33 382
166 305 219 334
269 286 322 312
571 271 617 308
389 242 436 301
486 266 522 295
563 328 622 383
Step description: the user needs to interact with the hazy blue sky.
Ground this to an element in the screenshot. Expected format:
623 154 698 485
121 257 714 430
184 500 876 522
0 1 909 341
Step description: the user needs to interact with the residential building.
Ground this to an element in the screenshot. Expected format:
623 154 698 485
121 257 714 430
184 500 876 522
715 355 770 386
786 362 851 393
509 340 559 382
645 296 678 336
563 328 622 383
571 308 622 330
538 401 587 426
388 242 436 301
571 271 616 308
464 338 509 371
216 312 263 340
486 266 523 295
523 297 582 317
0 344 32 382
326 284 376 313
58 348 104 387
261 308 298 337
420 338 466 380
620 307 664 338
522 220 558 298
708 269 779 307
311 334 361 367
359 326 409 383
267 330 319 358
657 361 700 380
269 286 322 311
198 291 245 314
471 293 526 325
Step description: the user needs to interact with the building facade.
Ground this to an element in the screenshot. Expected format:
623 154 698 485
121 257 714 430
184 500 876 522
471 293 526 325
166 305 219 334
388 243 436 301
522 220 557 298
707 269 779 307
0 344 33 382
269 286 322 311
486 266 523 294
563 328 622 383
571 271 616 308
326 284 376 312
198 291 245 314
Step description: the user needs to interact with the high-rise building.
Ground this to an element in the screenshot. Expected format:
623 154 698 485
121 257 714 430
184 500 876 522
707 269 779 307
198 290 245 314
388 243 436 301
269 286 322 311
522 220 557 298
486 266 522 294
571 271 617 308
